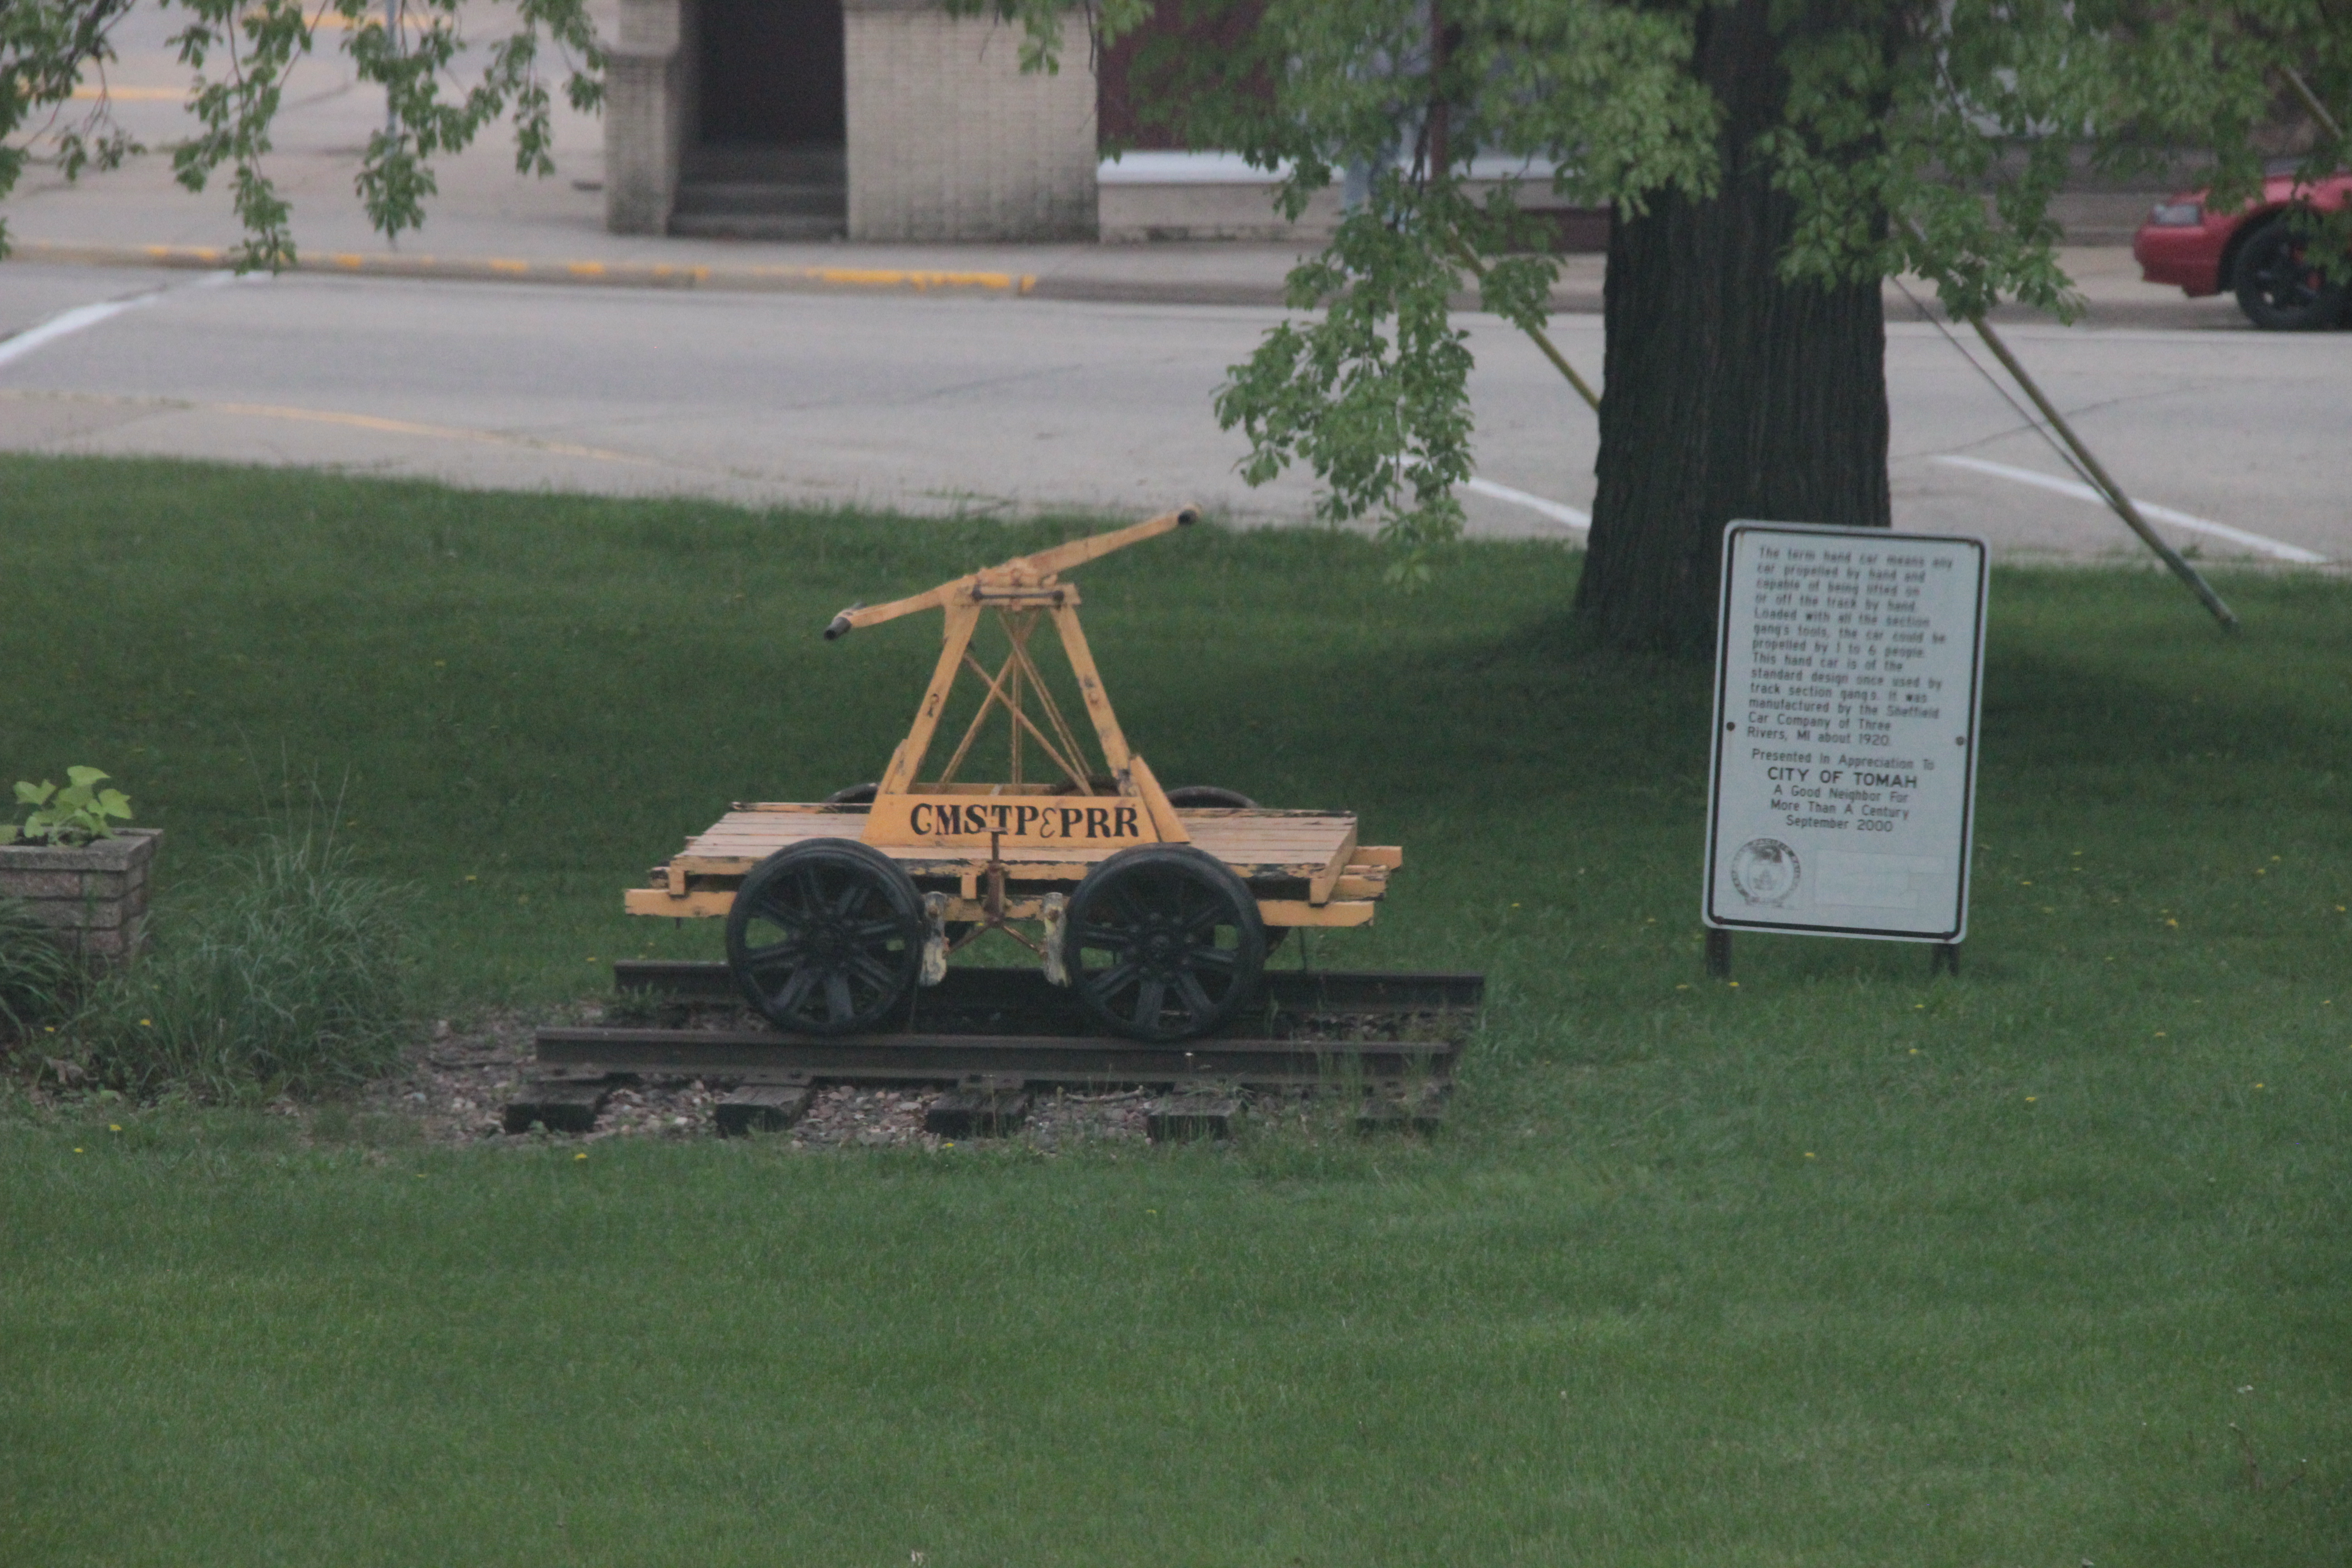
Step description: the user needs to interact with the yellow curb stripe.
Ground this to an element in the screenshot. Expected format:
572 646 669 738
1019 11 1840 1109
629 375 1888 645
5 240 1038 297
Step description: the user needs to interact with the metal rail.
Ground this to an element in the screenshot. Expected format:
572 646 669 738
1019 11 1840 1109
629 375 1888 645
507 966 1478 1135
532 1026 1459 1089
612 960 1484 1026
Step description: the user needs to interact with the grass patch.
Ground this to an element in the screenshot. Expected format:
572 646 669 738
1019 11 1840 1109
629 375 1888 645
73 823 414 1099
0 895 81 1046
1 456 2348 1565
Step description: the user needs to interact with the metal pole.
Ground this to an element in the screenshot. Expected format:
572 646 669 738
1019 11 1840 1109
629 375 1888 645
383 0 398 138
1961 314 2239 632
1448 237 1601 411
2279 65 2344 141
1894 217 2237 631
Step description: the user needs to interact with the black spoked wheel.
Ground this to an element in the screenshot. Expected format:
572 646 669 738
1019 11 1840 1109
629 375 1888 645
2235 219 2348 330
1068 846 1266 1041
726 839 922 1035
1163 785 1259 809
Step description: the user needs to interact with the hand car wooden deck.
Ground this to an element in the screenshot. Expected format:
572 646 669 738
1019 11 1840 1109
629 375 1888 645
624 507 1404 1044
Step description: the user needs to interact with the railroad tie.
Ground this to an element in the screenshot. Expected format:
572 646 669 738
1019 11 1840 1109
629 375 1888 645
501 1078 612 1135
924 1082 1031 1139
1145 1095 1239 1142
715 1080 817 1137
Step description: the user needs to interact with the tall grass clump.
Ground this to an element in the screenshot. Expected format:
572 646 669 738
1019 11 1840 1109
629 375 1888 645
0 896 82 1049
79 829 415 1099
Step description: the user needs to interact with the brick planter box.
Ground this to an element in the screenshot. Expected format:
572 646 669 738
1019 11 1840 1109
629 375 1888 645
0 828 161 962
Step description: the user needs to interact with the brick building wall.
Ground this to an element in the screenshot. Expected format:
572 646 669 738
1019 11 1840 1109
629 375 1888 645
843 0 1097 240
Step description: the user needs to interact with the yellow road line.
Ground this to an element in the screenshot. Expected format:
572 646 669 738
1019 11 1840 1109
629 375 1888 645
6 241 1039 298
0 387 662 468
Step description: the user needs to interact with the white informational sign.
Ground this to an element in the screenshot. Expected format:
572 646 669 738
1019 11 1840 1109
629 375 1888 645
1704 521 1988 943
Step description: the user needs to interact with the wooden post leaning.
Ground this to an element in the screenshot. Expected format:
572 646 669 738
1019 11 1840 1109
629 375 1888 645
624 506 1405 1043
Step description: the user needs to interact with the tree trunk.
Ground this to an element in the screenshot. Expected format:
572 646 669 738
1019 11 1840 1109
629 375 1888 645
1574 0 1891 657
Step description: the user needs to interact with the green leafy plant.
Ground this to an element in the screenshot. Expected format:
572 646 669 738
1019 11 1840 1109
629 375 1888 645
1 767 132 847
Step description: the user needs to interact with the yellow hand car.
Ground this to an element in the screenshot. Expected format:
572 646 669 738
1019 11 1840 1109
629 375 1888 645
628 508 1401 1042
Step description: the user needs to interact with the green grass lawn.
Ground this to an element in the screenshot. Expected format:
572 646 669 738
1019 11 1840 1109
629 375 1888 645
2 456 2347 1566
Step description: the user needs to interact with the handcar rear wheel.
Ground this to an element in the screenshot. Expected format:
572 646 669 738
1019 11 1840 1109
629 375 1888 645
1067 845 1266 1042
726 839 922 1035
1163 785 1258 809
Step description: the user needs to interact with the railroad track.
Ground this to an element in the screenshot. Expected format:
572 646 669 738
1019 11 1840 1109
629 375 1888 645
506 964 1481 1140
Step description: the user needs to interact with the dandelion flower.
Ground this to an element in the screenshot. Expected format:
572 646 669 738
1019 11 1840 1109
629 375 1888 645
574 1152 587 1161
108 1124 120 1133
2025 1096 2037 1102
1803 1152 1816 1159
139 1019 152 1027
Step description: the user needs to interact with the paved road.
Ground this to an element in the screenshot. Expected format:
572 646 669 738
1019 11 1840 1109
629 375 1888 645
0 261 2340 565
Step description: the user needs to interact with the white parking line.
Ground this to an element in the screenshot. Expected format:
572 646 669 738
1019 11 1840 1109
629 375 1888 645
0 271 240 370
1933 454 2326 565
1465 476 1589 529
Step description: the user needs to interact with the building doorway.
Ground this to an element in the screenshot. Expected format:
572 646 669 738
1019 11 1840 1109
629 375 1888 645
678 0 847 237
698 0 843 149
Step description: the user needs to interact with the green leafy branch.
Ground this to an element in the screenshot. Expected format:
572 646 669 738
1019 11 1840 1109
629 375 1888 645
2 0 604 269
0 0 142 253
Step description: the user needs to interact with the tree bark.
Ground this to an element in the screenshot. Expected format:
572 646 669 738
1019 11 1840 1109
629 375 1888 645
1574 0 1891 657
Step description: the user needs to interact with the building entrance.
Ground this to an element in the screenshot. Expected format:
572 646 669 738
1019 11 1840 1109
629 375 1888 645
698 0 844 147
679 0 847 237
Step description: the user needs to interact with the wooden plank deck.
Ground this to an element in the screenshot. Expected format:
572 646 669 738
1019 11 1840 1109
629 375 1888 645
668 805 1366 886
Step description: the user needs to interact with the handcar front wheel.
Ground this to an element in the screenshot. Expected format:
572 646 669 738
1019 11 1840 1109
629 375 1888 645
726 839 922 1035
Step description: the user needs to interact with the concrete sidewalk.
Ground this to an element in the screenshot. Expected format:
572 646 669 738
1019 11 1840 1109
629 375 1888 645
0 5 2235 327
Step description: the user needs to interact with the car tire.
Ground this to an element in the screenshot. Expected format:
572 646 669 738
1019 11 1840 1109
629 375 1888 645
2234 219 2347 331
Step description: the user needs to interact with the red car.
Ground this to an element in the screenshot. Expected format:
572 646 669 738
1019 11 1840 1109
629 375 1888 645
2134 162 2352 330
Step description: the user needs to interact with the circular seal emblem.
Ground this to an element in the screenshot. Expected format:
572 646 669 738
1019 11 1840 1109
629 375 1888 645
1730 838 1801 906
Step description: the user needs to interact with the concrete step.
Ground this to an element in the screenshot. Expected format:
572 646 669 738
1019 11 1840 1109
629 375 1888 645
667 210 848 241
674 181 847 218
683 143 845 184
